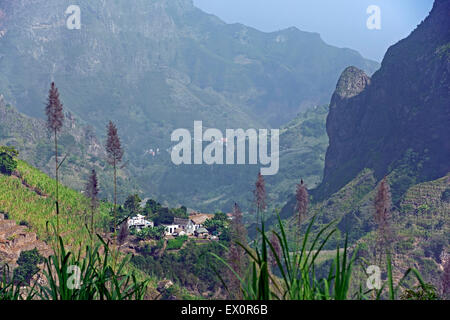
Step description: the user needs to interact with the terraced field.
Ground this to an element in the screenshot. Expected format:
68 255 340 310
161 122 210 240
0 160 112 246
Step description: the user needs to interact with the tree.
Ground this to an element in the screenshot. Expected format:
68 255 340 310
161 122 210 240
124 194 142 216
153 207 174 225
13 249 44 286
85 169 99 237
213 211 228 221
134 225 166 241
45 82 64 235
204 211 228 234
145 199 160 212
0 146 18 175
105 121 124 241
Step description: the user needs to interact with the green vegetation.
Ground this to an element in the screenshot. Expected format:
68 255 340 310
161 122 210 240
215 214 440 300
203 211 229 235
167 235 188 250
13 249 44 286
133 226 166 241
0 159 111 244
132 240 228 298
0 146 18 175
1 236 149 300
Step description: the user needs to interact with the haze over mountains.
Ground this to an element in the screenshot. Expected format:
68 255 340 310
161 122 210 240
0 0 378 211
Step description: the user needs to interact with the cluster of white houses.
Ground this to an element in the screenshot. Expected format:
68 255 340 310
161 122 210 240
127 213 224 238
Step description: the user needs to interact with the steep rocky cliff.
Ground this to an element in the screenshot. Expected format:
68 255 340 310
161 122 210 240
315 0 450 200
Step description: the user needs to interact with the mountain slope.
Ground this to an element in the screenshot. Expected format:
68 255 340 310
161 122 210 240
315 0 450 200
0 0 378 211
0 159 198 299
0 159 111 245
0 95 137 201
0 0 378 126
277 0 449 293
281 169 449 291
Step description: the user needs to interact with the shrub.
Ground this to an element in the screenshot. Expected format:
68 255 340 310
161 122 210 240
167 235 188 250
0 146 19 175
13 249 44 286
19 220 30 227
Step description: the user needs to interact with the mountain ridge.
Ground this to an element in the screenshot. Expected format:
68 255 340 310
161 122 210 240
0 0 378 211
314 0 450 200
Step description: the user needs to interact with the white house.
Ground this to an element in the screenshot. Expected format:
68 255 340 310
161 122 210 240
127 214 154 231
163 223 180 236
173 218 196 235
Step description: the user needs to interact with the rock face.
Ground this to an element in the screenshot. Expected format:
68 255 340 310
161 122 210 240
0 213 51 268
315 0 450 199
0 0 378 126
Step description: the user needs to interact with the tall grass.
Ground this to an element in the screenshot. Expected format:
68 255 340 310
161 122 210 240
0 235 148 300
214 213 435 300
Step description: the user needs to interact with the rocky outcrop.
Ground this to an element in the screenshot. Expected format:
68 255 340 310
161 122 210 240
315 0 450 199
0 213 51 268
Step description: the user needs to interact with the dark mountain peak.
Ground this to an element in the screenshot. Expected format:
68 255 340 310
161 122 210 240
314 0 450 200
434 0 450 8
332 66 371 104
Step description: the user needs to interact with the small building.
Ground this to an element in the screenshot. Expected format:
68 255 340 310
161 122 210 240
127 214 154 231
163 224 180 236
194 227 209 238
189 213 215 228
174 217 196 234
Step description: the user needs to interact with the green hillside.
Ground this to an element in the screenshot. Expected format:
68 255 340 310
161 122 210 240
280 170 449 292
0 159 111 245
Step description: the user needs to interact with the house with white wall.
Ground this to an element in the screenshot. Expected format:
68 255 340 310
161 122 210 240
163 223 180 236
127 214 154 231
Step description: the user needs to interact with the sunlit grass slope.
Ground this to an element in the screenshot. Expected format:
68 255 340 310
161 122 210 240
0 160 111 245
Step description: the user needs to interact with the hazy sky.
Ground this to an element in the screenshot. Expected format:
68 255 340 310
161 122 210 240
193 0 434 62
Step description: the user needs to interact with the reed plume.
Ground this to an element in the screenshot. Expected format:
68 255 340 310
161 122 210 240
253 172 267 223
45 82 64 236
